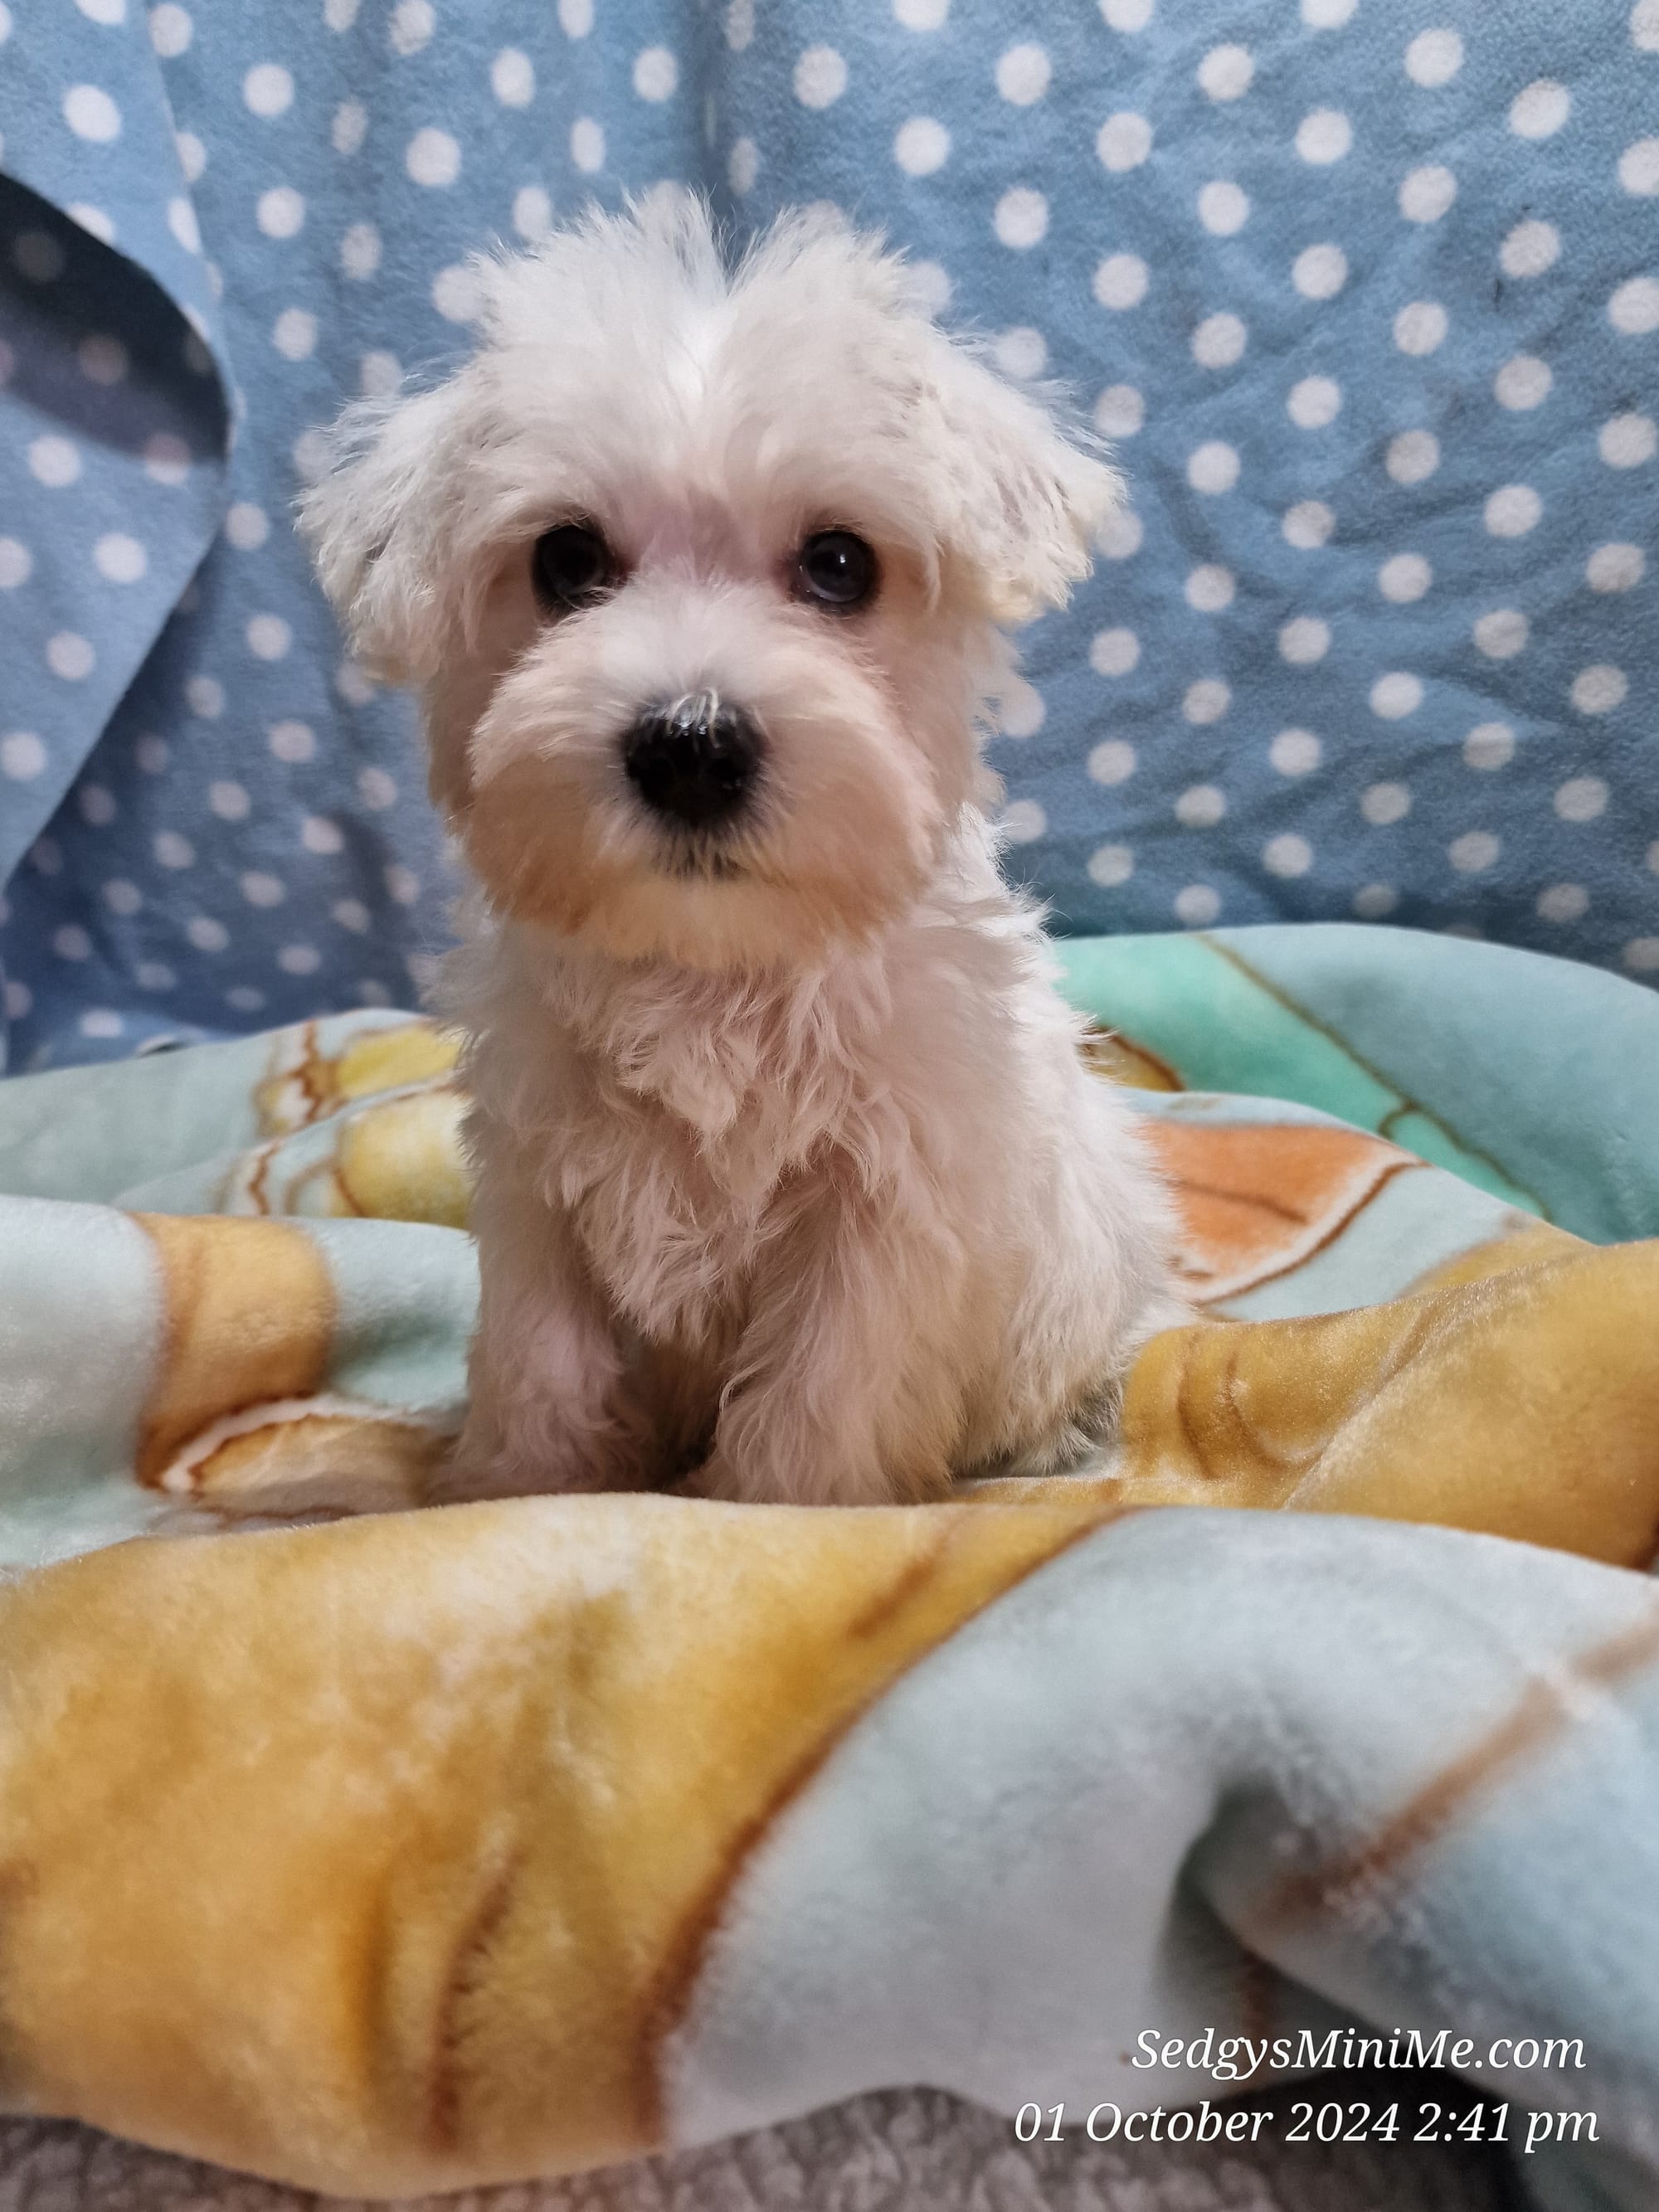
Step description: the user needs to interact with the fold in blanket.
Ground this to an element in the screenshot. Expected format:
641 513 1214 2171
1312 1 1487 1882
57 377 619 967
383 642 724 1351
0 926 1655 2208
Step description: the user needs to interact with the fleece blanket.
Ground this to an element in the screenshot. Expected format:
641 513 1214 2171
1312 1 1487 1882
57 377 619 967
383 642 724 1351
0 921 1657 2212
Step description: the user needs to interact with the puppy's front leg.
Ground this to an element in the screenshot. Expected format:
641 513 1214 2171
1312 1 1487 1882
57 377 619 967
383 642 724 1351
445 1182 641 1500
697 1184 963 1507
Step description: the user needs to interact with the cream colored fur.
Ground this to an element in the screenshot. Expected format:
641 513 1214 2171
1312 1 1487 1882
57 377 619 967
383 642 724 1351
301 192 1185 1505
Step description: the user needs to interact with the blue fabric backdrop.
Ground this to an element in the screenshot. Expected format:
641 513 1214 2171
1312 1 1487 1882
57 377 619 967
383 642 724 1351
1 0 1656 1069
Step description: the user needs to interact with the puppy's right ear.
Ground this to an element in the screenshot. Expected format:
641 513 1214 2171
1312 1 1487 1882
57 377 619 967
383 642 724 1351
297 378 471 685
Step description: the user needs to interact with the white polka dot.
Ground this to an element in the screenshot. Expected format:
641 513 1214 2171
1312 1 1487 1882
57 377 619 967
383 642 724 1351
1 981 31 1022
333 100 367 156
1587 542 1645 591
1283 500 1335 549
270 720 315 763
225 986 265 1014
270 307 315 361
1297 109 1351 163
1199 43 1253 99
1448 831 1500 873
1626 938 1659 972
28 435 80 488
1463 723 1515 770
1536 883 1588 924
1175 785 1227 827
47 632 95 680
65 85 121 139
560 0 593 31
571 118 605 173
1610 277 1659 335
333 899 372 933
154 830 194 868
324 0 358 26
299 815 343 854
1197 181 1249 236
1099 0 1151 26
1386 430 1440 484
1571 664 1628 714
77 333 127 384
77 0 124 22
1620 139 1659 195
1184 565 1234 613
1093 385 1144 438
1087 739 1136 785
243 64 293 117
406 127 460 185
1183 679 1230 725
0 538 32 588
1097 113 1152 171
29 840 61 878
723 0 752 46
187 916 229 952
895 118 949 176
1174 885 1221 928
1370 671 1423 718
1087 844 1136 887
1263 834 1313 878
1637 0 1659 49
1 732 46 780
1293 243 1347 299
793 46 844 106
1000 800 1046 845
1511 80 1570 139
1499 221 1559 282
1399 164 1457 221
1287 376 1340 430
1554 777 1608 822
67 202 115 243
1600 412 1657 466
186 675 224 720
1269 729 1321 776
241 871 285 907
1378 554 1431 603
1362 782 1412 825
80 785 115 828
1092 253 1148 309
175 129 206 182
94 532 146 582
1494 356 1552 411
1279 617 1330 664
337 661 377 705
1097 510 1143 560
358 766 398 809
1404 29 1462 86
1303 0 1356 20
1089 627 1141 675
998 680 1046 738
1353 884 1398 919
149 3 192 56
1192 312 1247 368
12 231 66 284
1394 300 1447 354
904 260 951 316
1486 484 1542 537
278 944 322 975
431 265 484 323
997 190 1049 250
53 926 92 963
996 42 1050 104
337 218 382 278
202 780 251 824
295 430 335 484
140 434 190 489
994 327 1048 380
1473 608 1529 659
246 614 291 660
103 879 142 915
1186 440 1239 493
389 0 433 55
257 186 304 239
491 47 535 104
512 187 554 241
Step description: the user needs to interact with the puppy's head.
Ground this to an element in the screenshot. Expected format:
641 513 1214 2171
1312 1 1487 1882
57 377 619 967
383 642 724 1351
300 191 1121 969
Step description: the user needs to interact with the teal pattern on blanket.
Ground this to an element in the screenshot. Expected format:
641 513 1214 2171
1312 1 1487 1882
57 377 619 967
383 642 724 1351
1 3 1657 1073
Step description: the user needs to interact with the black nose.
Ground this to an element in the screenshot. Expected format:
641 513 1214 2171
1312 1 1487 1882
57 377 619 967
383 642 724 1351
621 693 762 830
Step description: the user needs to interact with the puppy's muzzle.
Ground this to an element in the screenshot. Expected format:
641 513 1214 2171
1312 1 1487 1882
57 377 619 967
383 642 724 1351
622 692 763 832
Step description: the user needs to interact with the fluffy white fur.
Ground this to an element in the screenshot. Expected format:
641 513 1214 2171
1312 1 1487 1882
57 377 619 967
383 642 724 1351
301 192 1185 1506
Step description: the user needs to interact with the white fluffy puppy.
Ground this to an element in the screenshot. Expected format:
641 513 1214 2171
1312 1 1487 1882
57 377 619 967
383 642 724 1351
302 192 1185 1507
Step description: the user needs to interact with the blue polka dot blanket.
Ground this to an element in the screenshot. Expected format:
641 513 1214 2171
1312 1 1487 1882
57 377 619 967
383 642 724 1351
0 0 1655 1070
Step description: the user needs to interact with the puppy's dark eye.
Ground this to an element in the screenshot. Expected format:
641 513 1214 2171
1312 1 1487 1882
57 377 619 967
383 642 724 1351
795 530 878 610
532 523 614 614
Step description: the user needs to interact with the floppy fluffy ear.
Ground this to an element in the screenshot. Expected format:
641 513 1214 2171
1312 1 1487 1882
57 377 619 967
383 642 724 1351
297 377 475 685
921 338 1125 625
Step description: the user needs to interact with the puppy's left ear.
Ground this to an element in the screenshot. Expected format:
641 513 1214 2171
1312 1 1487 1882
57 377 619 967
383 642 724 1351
922 339 1125 625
